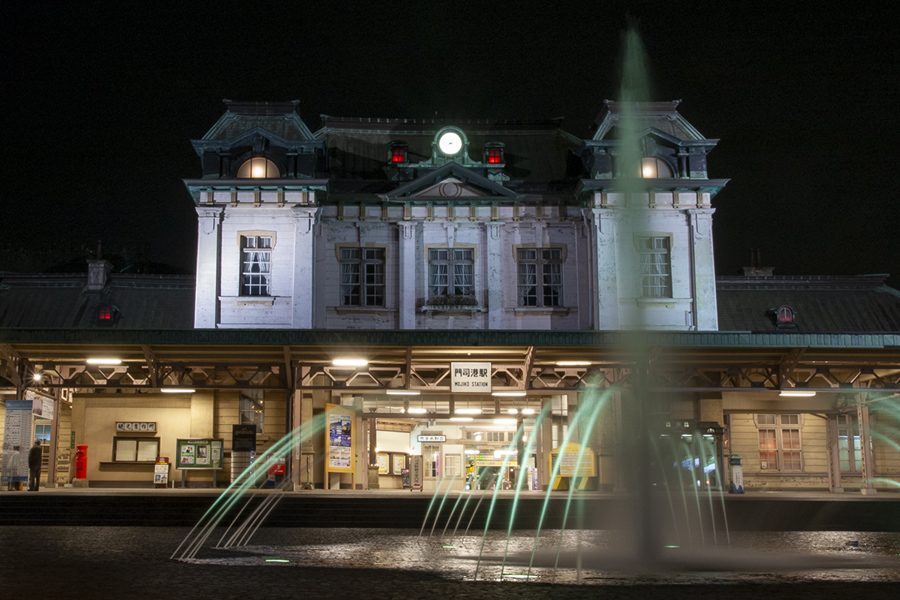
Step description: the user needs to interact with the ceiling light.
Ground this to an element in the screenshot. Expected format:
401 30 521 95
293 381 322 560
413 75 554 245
779 390 816 397
406 408 427 414
332 358 368 367
492 391 526 397
386 390 420 395
450 417 473 422
33 373 42 381
455 408 482 415
556 361 591 366
521 408 535 415
161 388 196 394
86 358 122 365
507 408 518 415
493 419 517 425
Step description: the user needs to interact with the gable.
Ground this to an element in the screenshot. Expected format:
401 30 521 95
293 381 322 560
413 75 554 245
385 163 519 201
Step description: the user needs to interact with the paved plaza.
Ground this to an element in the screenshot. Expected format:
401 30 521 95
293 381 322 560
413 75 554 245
2 525 899 599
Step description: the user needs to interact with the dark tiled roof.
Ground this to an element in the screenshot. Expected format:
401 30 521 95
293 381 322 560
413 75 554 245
317 117 582 182
716 275 900 332
0 273 195 329
592 100 708 142
199 101 315 143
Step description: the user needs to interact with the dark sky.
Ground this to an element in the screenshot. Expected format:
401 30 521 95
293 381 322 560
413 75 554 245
2 3 898 284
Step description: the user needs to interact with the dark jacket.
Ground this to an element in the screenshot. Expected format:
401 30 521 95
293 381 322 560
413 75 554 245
28 445 42 470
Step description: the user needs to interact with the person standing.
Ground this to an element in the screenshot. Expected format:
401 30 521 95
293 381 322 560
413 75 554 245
28 440 43 491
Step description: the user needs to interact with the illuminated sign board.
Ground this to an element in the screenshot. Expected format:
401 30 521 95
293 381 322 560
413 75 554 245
451 362 491 393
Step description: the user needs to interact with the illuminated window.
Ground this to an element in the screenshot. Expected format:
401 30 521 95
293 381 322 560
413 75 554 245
240 390 264 434
428 248 474 300
516 248 563 307
240 235 272 296
485 146 503 164
391 147 406 163
757 414 802 471
775 305 796 328
236 157 280 178
637 236 672 298
637 157 673 178
339 247 385 306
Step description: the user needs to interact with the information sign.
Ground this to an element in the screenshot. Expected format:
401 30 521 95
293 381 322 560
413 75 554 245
1 400 33 483
450 362 491 393
325 403 355 473
409 455 424 491
175 439 224 470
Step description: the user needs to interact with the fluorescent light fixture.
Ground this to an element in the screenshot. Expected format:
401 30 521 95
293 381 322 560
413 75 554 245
491 391 526 397
86 358 123 365
406 408 427 414
0 390 18 395
455 408 482 415
493 419 517 425
332 358 368 367
161 388 195 394
521 408 535 415
450 417 473 422
386 389 420 395
556 361 591 366
507 408 519 415
779 390 816 397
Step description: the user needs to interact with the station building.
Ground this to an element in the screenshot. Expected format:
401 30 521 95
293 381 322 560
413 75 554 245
2 100 899 494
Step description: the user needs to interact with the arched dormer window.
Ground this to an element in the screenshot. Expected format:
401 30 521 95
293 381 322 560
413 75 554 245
637 157 673 178
236 157 281 179
770 305 797 329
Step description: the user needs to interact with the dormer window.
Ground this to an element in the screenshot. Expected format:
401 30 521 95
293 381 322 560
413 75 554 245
389 142 408 163
771 305 797 329
236 157 280 179
97 305 118 326
637 157 673 178
484 143 504 164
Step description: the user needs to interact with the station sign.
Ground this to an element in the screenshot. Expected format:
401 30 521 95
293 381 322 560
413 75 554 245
417 435 446 442
450 362 491 393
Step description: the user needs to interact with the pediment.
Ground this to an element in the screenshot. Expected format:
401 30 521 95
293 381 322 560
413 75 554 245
386 163 518 201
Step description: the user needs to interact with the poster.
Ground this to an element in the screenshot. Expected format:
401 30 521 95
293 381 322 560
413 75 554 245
175 439 224 470
376 452 389 475
326 403 355 473
392 453 407 475
1 400 33 483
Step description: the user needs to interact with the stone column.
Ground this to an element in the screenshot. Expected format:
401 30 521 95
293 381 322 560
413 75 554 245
686 208 718 331
397 221 417 329
291 206 317 329
591 208 619 330
194 206 224 328
485 221 505 329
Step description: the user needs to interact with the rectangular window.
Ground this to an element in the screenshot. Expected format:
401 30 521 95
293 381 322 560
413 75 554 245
240 390 265 434
340 248 385 306
241 235 272 296
637 236 671 298
113 438 160 462
391 147 406 163
516 248 563 307
428 248 474 299
486 147 503 164
756 414 802 471
837 414 862 473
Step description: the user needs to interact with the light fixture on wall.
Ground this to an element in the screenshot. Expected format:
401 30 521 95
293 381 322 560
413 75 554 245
556 361 591 366
386 390 420 395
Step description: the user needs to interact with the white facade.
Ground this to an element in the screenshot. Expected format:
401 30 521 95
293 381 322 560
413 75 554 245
186 101 727 333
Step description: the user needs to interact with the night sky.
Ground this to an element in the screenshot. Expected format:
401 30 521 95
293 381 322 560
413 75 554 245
3 3 897 284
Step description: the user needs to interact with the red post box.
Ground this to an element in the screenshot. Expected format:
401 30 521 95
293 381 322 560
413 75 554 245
75 444 88 479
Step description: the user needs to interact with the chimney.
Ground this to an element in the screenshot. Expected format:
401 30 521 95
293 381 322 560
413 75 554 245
86 240 112 291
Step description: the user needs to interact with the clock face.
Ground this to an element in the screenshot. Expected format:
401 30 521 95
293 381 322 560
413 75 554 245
438 131 462 155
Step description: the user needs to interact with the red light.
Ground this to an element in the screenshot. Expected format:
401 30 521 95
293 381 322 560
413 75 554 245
391 147 406 163
99 306 112 320
487 148 502 164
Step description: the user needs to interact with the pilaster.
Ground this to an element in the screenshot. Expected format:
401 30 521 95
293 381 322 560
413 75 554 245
591 208 620 330
398 221 417 329
194 206 224 328
485 221 505 329
686 208 718 331
291 206 318 329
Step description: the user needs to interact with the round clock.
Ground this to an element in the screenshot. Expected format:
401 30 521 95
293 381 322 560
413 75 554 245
438 131 462 155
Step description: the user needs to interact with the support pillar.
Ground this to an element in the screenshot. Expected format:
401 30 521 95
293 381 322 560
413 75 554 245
825 416 844 493
857 396 876 495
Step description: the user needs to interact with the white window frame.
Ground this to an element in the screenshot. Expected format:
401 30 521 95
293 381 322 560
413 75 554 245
837 414 866 473
113 438 160 462
240 389 265 434
516 247 563 307
240 235 272 297
636 236 672 298
339 247 386 307
428 248 474 300
756 414 803 472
